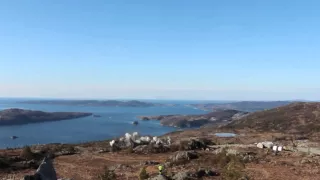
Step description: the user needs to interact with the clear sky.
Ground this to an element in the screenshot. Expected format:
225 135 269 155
0 0 319 100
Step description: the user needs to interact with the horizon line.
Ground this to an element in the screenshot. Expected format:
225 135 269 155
0 97 313 102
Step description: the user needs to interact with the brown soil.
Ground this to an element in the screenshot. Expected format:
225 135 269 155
1 131 319 180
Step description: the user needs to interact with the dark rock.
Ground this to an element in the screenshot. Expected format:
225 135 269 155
141 117 150 121
205 169 219 176
186 139 209 150
24 157 57 180
196 169 206 178
132 121 139 125
144 161 160 165
11 136 18 139
24 174 41 180
195 169 219 177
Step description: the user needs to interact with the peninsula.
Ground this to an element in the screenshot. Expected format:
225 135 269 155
139 109 249 128
0 108 92 126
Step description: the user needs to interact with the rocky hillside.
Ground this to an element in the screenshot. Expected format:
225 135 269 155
0 108 92 126
225 102 320 134
139 110 249 128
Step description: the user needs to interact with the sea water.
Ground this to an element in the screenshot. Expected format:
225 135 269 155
0 99 212 148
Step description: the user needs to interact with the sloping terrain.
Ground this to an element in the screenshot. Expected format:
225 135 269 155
1 132 320 180
139 110 249 128
225 102 320 135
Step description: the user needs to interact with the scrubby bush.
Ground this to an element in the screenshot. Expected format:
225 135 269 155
196 148 247 179
65 145 77 154
97 167 117 180
0 157 10 168
20 146 34 160
126 146 134 153
138 167 149 180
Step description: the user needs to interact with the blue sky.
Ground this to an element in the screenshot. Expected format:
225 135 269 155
0 0 319 100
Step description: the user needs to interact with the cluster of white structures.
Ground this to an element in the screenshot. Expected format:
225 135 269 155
110 132 171 148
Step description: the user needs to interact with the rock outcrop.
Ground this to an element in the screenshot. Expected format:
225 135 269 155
0 108 92 126
110 132 172 153
167 151 198 164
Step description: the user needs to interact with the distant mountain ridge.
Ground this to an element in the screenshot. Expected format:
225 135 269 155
190 101 295 112
20 100 160 107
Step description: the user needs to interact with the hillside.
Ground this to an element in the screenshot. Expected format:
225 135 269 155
0 108 92 126
225 102 320 134
139 109 249 128
190 101 293 112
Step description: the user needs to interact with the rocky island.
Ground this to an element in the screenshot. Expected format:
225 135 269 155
139 109 249 128
20 100 162 107
0 108 92 126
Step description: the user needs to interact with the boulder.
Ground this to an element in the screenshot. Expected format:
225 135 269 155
132 132 140 140
140 136 151 143
168 151 198 164
109 140 115 147
195 169 206 178
125 133 132 140
24 157 57 180
257 143 264 149
172 172 193 180
149 175 169 180
205 169 219 176
133 145 149 153
153 137 158 142
187 139 207 150
262 142 274 149
35 157 57 179
156 139 163 145
195 169 219 178
167 137 172 145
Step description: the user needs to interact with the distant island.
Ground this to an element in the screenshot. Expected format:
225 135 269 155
0 108 92 126
19 100 169 107
139 110 249 128
189 101 294 112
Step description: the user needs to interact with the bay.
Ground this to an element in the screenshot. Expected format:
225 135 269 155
0 99 210 148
